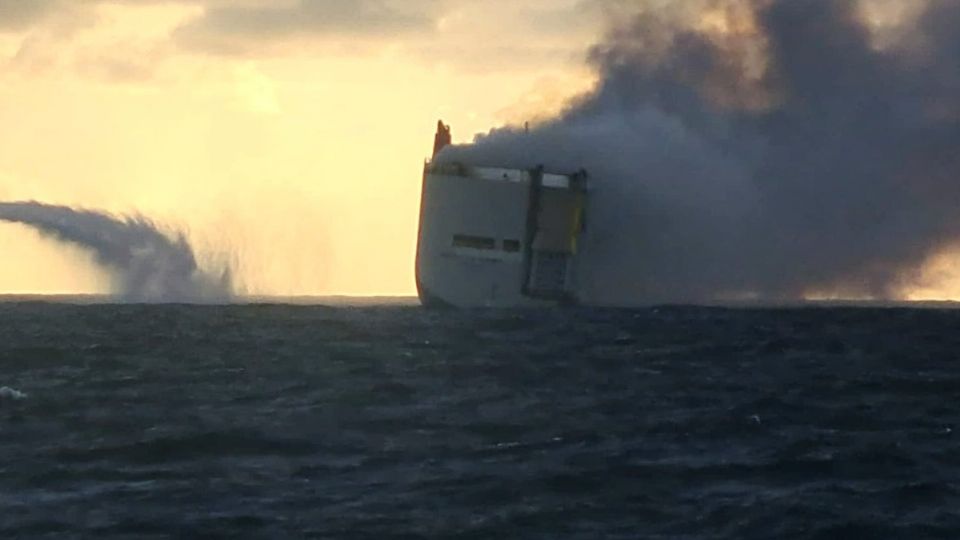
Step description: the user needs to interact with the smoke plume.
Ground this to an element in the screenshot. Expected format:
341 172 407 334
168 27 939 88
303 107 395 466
437 0 960 304
0 201 232 303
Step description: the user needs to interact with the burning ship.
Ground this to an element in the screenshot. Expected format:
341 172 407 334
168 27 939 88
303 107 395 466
415 121 589 308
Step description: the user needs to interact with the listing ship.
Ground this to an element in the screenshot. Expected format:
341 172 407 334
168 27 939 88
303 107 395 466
415 121 589 308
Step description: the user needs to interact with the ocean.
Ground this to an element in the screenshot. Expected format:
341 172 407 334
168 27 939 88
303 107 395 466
1 301 958 538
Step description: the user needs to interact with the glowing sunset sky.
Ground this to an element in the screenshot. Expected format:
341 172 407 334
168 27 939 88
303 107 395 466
0 0 600 296
3 0 960 301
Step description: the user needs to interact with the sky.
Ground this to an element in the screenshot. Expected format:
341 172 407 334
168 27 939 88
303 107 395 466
3 0 960 301
0 0 602 296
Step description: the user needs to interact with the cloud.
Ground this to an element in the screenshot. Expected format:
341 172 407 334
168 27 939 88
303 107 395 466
174 0 611 72
0 0 611 76
410 0 605 71
1 2 201 82
175 0 442 54
0 0 59 31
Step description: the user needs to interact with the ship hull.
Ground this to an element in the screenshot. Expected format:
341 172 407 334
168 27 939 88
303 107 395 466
415 163 587 308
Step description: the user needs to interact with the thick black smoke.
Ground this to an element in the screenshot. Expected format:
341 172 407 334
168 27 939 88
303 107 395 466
438 0 960 304
0 201 233 302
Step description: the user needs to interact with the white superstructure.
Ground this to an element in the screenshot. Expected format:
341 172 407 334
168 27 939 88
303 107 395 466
415 154 588 308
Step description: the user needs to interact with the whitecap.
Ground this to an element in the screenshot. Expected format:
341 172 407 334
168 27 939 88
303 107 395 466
0 387 27 401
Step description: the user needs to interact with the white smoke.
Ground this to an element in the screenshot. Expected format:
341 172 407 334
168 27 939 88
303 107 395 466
0 201 233 303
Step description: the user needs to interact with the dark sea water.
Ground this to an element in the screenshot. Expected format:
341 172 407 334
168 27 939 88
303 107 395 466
1 301 959 539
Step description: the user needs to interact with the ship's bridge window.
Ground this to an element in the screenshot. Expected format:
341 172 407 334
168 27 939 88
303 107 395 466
503 240 521 252
453 234 496 250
